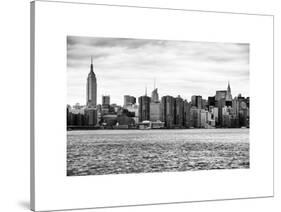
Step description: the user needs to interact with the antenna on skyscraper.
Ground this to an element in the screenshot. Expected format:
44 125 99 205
145 85 147 96
227 80 231 90
90 56 94 73
154 78 156 90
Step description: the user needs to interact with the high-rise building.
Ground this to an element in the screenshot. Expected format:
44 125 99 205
125 104 139 123
215 90 227 102
161 95 175 128
200 110 207 128
208 106 218 127
232 95 249 127
150 102 161 122
86 57 97 108
190 107 200 128
183 100 191 128
151 88 159 102
124 95 136 106
102 95 110 107
226 81 232 101
206 108 216 127
238 99 248 127
221 106 239 128
68 105 86 126
215 82 232 104
138 94 151 122
149 81 161 122
189 108 207 128
246 97 250 108
202 99 207 109
151 78 159 103
67 105 71 126
174 95 184 127
191 95 202 109
208 96 216 108
217 98 226 127
84 107 97 126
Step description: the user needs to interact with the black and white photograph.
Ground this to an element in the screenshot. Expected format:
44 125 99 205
66 36 250 176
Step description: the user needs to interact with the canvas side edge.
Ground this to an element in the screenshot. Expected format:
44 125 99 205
30 1 36 211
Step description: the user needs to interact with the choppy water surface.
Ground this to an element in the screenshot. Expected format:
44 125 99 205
67 129 249 176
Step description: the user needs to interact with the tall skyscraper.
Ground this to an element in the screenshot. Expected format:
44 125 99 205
183 100 191 128
208 96 216 108
150 81 161 121
217 98 226 127
191 95 202 109
86 57 97 108
174 95 184 127
150 102 161 121
190 107 201 128
102 95 110 107
215 90 227 102
151 88 159 102
161 95 175 128
226 81 232 101
138 90 151 122
151 79 159 103
232 95 249 127
124 95 136 106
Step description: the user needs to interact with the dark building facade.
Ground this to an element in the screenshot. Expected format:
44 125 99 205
84 108 97 126
208 96 216 108
124 95 136 106
161 95 175 128
191 95 202 109
215 90 227 102
102 95 110 107
138 95 151 122
183 100 191 128
217 98 226 127
174 96 184 127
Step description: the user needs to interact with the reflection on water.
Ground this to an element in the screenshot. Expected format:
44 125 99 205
67 129 249 176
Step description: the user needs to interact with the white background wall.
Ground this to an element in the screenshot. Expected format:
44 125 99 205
0 0 280 212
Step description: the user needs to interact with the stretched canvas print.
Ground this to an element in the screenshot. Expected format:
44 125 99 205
31 1 274 211
66 36 250 176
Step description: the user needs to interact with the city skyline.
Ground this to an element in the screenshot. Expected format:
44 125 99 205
67 36 250 176
67 36 249 106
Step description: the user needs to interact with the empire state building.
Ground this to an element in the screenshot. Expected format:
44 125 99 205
86 57 97 108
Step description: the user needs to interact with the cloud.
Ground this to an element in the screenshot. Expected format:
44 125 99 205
67 36 249 106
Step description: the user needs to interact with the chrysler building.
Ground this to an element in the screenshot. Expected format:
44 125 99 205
226 81 232 101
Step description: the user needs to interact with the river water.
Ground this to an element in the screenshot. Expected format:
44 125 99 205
67 129 249 176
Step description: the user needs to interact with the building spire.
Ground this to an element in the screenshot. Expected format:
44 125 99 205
226 80 232 101
90 56 94 73
153 77 156 90
145 85 147 96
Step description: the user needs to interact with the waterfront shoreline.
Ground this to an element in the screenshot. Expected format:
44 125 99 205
67 127 249 131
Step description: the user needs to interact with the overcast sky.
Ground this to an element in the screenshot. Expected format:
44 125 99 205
67 36 249 106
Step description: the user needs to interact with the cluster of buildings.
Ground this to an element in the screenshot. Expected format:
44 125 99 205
67 58 250 129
